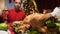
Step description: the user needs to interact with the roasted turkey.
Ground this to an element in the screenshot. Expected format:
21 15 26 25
22 13 52 33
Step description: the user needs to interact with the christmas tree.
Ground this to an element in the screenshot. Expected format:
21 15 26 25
23 0 38 15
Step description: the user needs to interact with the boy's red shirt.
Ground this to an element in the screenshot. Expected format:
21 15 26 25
8 9 25 26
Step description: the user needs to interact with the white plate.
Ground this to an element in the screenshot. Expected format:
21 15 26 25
0 30 9 34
